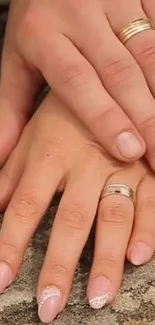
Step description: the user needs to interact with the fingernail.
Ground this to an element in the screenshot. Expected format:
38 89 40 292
38 286 63 324
0 262 12 294
116 132 144 159
130 242 152 266
88 276 112 309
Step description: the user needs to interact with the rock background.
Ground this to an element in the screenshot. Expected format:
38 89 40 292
1 5 155 325
0 4 7 49
0 1 9 5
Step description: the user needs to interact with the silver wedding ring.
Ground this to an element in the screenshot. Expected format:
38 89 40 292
100 184 135 204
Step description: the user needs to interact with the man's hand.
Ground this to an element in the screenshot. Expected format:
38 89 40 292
1 0 155 167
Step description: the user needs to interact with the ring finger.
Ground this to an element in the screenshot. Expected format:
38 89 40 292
87 165 144 308
105 0 155 169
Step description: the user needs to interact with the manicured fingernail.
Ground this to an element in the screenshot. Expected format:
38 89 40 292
116 132 144 159
0 262 12 294
88 276 112 309
130 242 152 266
38 286 62 324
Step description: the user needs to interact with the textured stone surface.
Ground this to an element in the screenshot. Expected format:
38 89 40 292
1 6 155 325
0 1 9 5
1 206 155 325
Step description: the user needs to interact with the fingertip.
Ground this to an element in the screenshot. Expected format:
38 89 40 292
38 286 63 324
116 131 146 161
127 242 153 266
87 276 112 309
0 262 13 294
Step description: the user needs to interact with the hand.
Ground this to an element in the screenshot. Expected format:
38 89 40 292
0 91 155 323
2 0 155 168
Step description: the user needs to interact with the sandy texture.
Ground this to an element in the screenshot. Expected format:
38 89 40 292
0 205 155 325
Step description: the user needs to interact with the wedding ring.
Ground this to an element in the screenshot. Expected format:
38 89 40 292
118 19 153 44
100 184 135 204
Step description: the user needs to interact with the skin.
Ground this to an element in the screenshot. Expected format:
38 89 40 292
0 92 155 323
2 0 155 169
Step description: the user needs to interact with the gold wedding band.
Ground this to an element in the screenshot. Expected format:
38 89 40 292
100 184 135 204
118 19 153 44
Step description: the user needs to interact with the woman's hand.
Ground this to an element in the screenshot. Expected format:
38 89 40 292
2 0 155 167
0 92 154 323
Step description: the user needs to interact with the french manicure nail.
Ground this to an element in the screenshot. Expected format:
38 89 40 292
116 132 144 159
38 286 62 324
0 262 12 294
88 276 112 309
130 242 152 266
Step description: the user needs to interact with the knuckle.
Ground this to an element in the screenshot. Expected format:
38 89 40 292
49 263 68 277
1 170 13 184
64 0 86 17
39 262 69 288
11 192 39 223
101 58 134 88
96 249 121 268
88 101 118 127
85 142 105 158
139 195 155 212
138 41 155 67
19 7 42 43
84 143 105 167
101 201 128 226
60 62 93 90
0 239 20 259
139 115 155 136
60 203 87 231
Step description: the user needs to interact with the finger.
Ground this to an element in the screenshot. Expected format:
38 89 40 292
0 3 42 165
0 148 62 294
0 148 24 212
127 173 155 266
37 161 106 324
87 166 144 309
143 0 155 23
22 14 145 161
142 0 155 92
0 124 30 211
105 0 155 169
